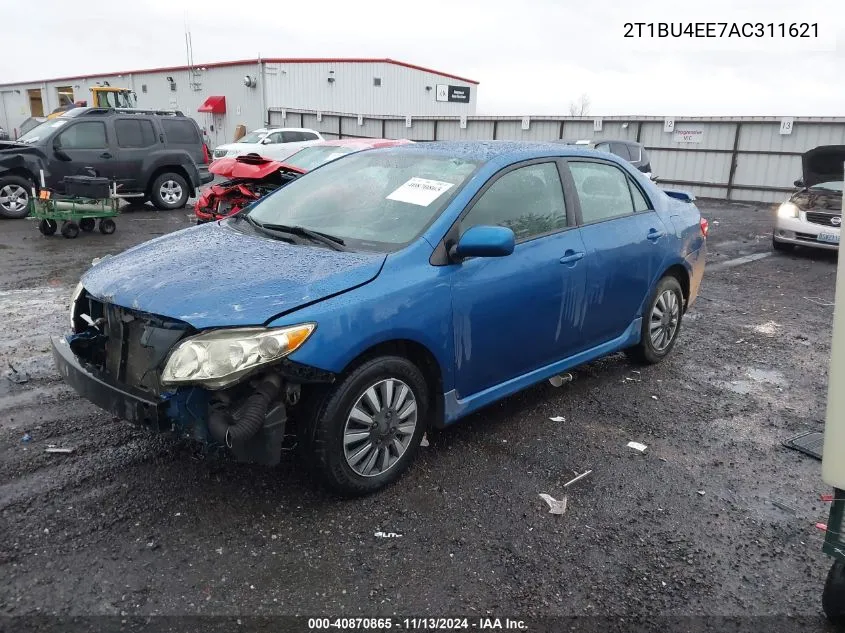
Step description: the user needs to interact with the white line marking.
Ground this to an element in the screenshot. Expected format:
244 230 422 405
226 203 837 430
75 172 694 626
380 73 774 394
708 252 772 271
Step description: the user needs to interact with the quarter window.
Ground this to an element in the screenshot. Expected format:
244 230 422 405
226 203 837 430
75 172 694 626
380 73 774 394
569 161 635 223
629 181 651 212
55 122 107 150
462 162 567 240
160 118 200 144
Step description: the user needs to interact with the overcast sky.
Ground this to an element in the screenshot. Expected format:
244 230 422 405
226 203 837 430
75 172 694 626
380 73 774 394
2 0 843 116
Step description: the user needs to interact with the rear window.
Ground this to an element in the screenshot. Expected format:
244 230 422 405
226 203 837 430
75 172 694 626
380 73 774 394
161 119 200 145
115 119 157 148
609 143 633 161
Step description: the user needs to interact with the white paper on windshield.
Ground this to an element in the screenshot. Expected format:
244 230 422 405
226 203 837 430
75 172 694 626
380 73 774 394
386 178 454 207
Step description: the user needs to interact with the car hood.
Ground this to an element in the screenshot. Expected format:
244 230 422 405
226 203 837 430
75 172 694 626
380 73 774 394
80 222 386 329
0 141 42 155
802 145 845 188
209 154 305 179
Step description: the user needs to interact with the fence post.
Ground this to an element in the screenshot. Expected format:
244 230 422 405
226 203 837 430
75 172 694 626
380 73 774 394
433 119 439 141
493 120 498 140
558 120 565 140
726 122 742 201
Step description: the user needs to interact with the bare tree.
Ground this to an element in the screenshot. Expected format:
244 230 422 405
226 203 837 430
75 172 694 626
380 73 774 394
568 94 591 117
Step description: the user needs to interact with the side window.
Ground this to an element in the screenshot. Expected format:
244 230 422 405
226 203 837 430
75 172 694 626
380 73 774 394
115 119 156 148
609 142 633 161
160 119 200 145
629 180 651 212
302 132 320 141
267 132 284 144
569 161 635 223
55 122 107 150
626 143 643 162
462 162 567 240
281 131 302 143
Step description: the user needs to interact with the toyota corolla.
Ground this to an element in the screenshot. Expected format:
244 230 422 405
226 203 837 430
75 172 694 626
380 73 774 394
53 141 706 495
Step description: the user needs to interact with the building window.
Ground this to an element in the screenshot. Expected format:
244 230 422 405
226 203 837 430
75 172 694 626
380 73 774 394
56 86 74 107
141 84 148 93
373 77 382 87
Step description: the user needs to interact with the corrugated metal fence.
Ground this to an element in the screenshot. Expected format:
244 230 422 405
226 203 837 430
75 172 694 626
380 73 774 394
268 107 845 204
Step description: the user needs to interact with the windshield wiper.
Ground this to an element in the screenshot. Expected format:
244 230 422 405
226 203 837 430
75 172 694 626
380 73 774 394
259 223 348 251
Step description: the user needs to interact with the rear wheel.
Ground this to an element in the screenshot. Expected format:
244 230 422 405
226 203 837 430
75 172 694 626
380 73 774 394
309 356 429 496
99 218 116 234
60 221 80 239
0 175 32 219
772 233 795 252
626 276 684 365
150 173 189 210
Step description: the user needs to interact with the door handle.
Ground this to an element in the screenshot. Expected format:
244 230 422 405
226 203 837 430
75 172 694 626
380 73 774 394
99 152 113 159
647 229 666 241
559 250 585 265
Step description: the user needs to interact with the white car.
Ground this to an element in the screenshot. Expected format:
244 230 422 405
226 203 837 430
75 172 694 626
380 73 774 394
212 128 324 162
773 146 843 252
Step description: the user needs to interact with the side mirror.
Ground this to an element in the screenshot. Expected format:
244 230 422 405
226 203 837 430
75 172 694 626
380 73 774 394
52 139 71 161
794 178 804 188
261 137 272 145
451 225 515 261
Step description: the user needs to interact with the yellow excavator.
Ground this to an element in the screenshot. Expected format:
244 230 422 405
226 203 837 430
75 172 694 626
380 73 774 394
47 85 138 118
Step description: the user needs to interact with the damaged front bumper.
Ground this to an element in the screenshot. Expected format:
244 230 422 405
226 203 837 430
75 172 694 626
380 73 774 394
51 335 295 465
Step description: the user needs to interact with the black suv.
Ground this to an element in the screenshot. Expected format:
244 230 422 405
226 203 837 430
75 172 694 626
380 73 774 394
0 107 213 218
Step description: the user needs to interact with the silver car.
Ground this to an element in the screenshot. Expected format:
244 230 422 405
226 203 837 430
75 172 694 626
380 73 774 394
773 145 843 252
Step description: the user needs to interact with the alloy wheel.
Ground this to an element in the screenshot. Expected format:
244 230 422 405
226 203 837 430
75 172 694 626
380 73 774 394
649 289 680 352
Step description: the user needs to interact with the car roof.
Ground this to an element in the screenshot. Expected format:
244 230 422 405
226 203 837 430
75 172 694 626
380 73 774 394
385 140 623 164
315 138 413 149
261 127 320 133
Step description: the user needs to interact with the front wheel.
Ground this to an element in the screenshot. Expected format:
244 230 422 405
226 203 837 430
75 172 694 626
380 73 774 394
150 173 189 210
626 275 684 365
0 175 32 219
309 356 430 496
772 234 795 253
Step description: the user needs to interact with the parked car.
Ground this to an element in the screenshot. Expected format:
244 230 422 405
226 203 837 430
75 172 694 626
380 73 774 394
773 145 844 252
556 139 654 180
0 107 212 218
53 141 707 495
211 127 324 162
195 138 413 223
0 125 8 141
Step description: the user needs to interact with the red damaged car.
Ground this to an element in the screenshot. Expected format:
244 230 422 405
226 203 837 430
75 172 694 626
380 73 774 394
195 138 412 223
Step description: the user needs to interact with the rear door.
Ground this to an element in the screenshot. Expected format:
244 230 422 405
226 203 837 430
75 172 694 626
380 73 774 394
565 159 669 347
49 120 118 190
113 117 159 192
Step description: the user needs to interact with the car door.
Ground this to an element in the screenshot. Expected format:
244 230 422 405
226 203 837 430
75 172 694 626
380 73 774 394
49 120 117 190
565 159 669 346
450 160 588 399
113 117 159 192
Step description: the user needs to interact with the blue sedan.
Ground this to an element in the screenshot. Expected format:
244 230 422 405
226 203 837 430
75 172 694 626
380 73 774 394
53 141 707 495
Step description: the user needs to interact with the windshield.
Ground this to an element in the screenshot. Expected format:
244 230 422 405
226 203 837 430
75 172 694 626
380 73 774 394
247 151 480 251
810 181 844 192
17 119 69 144
237 130 269 144
285 145 357 171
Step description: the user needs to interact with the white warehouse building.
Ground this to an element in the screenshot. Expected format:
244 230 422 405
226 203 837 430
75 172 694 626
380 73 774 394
0 57 479 147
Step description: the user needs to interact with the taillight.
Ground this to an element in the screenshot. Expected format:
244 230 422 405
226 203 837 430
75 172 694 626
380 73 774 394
700 218 709 238
202 143 210 164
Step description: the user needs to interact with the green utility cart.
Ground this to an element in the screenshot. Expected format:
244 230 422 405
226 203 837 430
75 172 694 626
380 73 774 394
29 175 119 239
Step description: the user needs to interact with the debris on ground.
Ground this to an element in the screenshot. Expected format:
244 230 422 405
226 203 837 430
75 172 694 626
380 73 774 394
420 434 430 448
816 523 828 532
804 296 835 307
754 321 781 336
563 470 592 488
45 447 75 454
548 373 573 387
6 362 30 384
21 432 32 443
822 494 834 503
549 416 566 422
374 531 403 538
539 493 568 515
771 500 797 514
697 490 706 496
627 441 648 452
651 395 658 400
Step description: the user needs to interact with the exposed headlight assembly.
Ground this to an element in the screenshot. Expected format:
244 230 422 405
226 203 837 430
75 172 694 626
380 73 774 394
69 281 84 332
777 202 800 219
161 324 315 389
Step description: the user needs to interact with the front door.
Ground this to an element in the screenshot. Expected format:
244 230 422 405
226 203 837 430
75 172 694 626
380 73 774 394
450 161 588 399
565 160 670 346
48 120 117 191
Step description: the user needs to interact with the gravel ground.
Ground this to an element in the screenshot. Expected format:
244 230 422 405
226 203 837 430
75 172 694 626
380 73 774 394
0 199 841 631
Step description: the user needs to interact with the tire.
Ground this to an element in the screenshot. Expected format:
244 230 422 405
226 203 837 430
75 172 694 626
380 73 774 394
772 234 795 252
0 175 33 219
60 221 80 239
626 275 684 365
99 218 116 234
79 218 96 232
150 172 189 210
38 219 57 236
309 356 430 496
823 560 845 624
